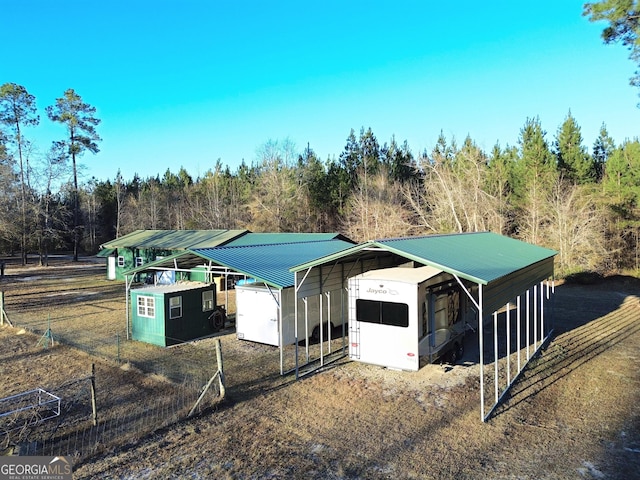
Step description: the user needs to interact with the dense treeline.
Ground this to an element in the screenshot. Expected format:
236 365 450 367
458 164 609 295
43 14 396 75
1 83 639 275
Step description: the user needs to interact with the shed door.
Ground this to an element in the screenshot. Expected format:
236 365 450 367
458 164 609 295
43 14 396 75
107 256 116 280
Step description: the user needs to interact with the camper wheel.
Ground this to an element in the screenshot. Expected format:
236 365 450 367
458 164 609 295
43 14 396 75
449 343 460 364
448 342 465 364
209 307 226 331
311 322 332 342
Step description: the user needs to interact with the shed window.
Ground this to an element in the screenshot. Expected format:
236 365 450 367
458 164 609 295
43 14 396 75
135 257 144 267
356 299 409 327
169 296 182 319
117 256 125 268
202 290 214 311
137 296 155 318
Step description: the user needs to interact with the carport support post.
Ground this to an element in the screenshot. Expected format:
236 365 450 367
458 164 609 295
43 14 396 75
304 298 309 363
493 310 499 404
517 295 522 372
326 291 332 355
279 289 284 376
293 272 304 380
540 281 545 342
125 274 134 340
506 302 511 385
319 292 324 366
533 284 538 350
478 284 485 422
294 280 299 380
526 289 531 360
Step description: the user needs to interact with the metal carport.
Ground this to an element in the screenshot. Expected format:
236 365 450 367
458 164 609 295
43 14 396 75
122 236 355 374
290 231 557 422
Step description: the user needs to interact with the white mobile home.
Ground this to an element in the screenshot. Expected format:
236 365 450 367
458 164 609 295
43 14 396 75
235 283 342 347
348 265 473 371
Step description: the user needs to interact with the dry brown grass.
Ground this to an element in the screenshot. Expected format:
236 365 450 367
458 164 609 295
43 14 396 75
1 258 639 479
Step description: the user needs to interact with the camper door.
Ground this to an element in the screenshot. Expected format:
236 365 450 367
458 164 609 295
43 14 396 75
351 280 419 371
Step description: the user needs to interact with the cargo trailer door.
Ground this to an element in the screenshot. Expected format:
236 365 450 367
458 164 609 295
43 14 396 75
236 285 281 346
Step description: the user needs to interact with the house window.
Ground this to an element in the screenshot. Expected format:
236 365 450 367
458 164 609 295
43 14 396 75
202 290 214 311
356 299 409 327
117 256 125 268
137 296 155 318
169 296 182 319
135 257 144 267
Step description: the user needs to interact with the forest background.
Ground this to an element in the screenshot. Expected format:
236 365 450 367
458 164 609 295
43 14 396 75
1 1 639 277
2 100 638 277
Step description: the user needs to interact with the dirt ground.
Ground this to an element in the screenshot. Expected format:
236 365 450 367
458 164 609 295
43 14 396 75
0 258 639 479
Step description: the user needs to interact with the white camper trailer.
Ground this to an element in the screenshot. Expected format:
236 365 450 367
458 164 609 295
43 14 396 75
235 283 343 347
348 265 470 371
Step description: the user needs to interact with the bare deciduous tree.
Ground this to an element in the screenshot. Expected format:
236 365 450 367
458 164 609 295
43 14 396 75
342 168 415 242
248 139 303 232
406 142 503 235
545 180 609 273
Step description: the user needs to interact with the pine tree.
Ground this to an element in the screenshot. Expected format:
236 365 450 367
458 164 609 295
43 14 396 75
592 123 616 181
46 89 101 261
554 111 594 184
513 117 557 244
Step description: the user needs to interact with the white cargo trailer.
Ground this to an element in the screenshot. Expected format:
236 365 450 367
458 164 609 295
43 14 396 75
348 265 471 371
236 283 343 347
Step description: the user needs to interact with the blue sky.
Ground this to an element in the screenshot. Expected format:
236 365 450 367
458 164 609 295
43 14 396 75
3 1 639 183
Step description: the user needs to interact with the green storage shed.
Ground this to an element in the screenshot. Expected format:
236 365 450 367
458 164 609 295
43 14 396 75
130 282 221 347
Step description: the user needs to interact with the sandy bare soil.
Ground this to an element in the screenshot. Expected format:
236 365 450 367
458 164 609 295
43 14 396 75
0 259 639 479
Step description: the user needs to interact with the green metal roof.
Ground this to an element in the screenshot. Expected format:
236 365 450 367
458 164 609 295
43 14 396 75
123 238 355 289
291 232 557 285
101 229 247 250
225 232 351 247
193 239 355 289
122 250 202 276
96 247 116 257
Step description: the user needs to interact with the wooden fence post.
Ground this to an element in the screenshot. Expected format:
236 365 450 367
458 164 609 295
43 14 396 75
90 363 98 426
215 338 225 399
187 339 226 417
0 291 11 327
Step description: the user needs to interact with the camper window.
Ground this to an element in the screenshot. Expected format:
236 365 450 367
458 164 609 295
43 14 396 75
169 296 182 319
356 299 409 327
117 256 125 268
202 290 214 311
137 295 155 318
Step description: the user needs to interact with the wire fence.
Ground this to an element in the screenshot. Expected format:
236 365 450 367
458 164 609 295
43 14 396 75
15 385 207 464
1 294 225 465
2 303 220 386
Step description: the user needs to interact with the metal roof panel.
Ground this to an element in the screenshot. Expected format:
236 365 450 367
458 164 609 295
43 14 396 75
376 232 556 284
193 239 355 288
101 229 247 249
292 232 557 285
225 232 351 247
